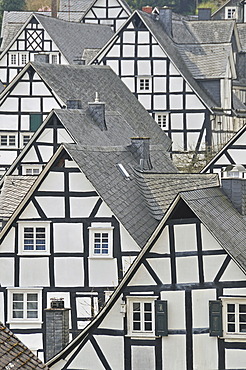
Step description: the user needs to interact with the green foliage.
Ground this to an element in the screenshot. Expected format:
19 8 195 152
0 0 26 11
197 1 221 14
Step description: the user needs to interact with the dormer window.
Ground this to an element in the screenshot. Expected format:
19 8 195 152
88 223 114 258
226 7 237 19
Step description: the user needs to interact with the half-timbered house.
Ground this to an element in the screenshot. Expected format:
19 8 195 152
46 168 246 370
91 9 246 162
0 62 171 175
0 14 113 85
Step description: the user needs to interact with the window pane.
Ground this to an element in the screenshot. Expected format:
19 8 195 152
228 314 235 322
0 136 7 145
240 324 246 332
228 304 235 312
144 313 152 321
133 303 140 311
133 312 140 321
13 302 23 309
13 293 23 301
144 303 152 311
27 311 38 318
239 305 246 313
228 324 235 332
13 311 23 318
27 293 38 301
144 322 152 331
133 322 140 330
239 314 246 322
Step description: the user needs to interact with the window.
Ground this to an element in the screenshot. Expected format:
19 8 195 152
0 134 16 147
22 164 42 175
51 54 58 64
139 78 150 91
226 7 236 19
127 297 168 337
18 222 50 255
20 53 28 66
21 133 32 148
88 223 114 258
155 113 168 130
8 288 42 323
9 53 17 65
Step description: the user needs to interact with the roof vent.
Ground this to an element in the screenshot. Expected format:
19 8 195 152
88 92 107 131
128 137 152 171
50 298 65 309
116 163 131 180
66 99 82 109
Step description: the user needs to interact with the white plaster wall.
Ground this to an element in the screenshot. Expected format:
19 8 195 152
35 196 65 218
220 259 246 281
138 95 151 110
43 97 60 112
171 113 183 129
170 77 183 92
188 132 203 150
0 292 4 323
137 60 151 75
57 128 74 143
107 45 120 57
70 197 99 218
0 258 14 286
148 258 171 284
20 115 30 130
201 225 222 250
96 336 124 370
203 255 227 282
153 95 166 110
20 257 50 286
0 150 18 165
122 256 136 274
21 98 41 111
161 290 185 330
39 172 64 191
0 97 19 111
151 226 169 254
121 60 134 75
123 31 135 43
153 77 166 92
171 132 183 151
132 346 155 370
138 31 149 44
193 334 218 370
186 113 204 129
11 82 30 95
67 339 105 369
169 94 183 109
123 45 134 57
138 45 149 57
106 60 119 74
192 289 216 328
174 224 197 252
120 224 140 252
0 115 18 130
228 148 246 164
55 257 84 287
19 202 40 219
38 145 54 162
163 335 186 369
95 201 113 217
0 227 15 252
89 258 118 287
152 44 167 58
128 264 156 286
186 94 205 109
99 295 124 330
17 333 43 352
54 223 83 253
37 128 54 143
76 297 92 318
69 172 95 192
176 256 199 283
226 349 246 369
153 60 166 75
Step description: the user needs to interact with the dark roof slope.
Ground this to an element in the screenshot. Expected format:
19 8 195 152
26 63 171 150
0 323 48 369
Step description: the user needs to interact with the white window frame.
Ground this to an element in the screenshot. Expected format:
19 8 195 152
222 297 246 340
88 223 114 258
0 133 17 147
20 132 33 148
50 53 58 64
155 113 169 130
225 7 237 19
22 164 42 176
7 288 42 324
9 53 17 66
19 53 28 66
127 296 156 338
18 221 50 255
137 77 151 92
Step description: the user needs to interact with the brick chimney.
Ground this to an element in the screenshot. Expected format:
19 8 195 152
51 0 58 18
159 7 172 37
88 92 107 131
221 165 246 215
142 5 153 13
129 137 152 171
45 298 70 361
198 8 211 20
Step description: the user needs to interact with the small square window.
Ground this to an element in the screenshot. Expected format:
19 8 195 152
226 7 236 19
0 134 16 147
139 78 150 91
18 222 50 255
223 298 246 337
20 53 28 65
51 54 58 64
155 113 168 130
8 288 42 323
10 54 17 65
88 224 114 258
24 167 41 175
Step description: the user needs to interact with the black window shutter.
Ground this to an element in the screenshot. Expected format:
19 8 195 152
30 114 42 132
155 300 168 336
209 300 222 337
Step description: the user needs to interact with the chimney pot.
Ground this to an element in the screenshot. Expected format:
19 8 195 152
142 5 153 13
129 137 152 171
51 0 58 18
221 165 246 215
88 93 107 131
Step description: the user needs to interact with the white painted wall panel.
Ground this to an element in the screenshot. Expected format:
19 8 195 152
132 346 155 370
153 95 166 110
121 60 134 75
188 132 202 149
201 225 222 250
70 197 99 218
121 77 134 91
0 150 18 164
0 227 15 252
129 264 156 286
169 63 180 75
0 292 4 323
152 45 166 57
67 340 105 370
151 226 169 254
148 258 171 284
138 45 149 57
137 60 151 75
174 224 197 252
20 257 50 286
170 94 183 109
96 336 124 370
120 224 140 252
19 202 41 219
170 77 183 92
163 335 186 369
193 334 218 370
39 172 64 191
226 349 246 369
20 115 30 130
38 145 54 162
55 257 84 287
138 95 151 110
35 196 65 218
138 31 150 44
203 255 227 282
186 113 204 129
94 8 106 17
37 128 54 143
122 256 136 274
123 31 135 43
11 82 30 96
192 289 216 327
106 60 119 74
223 288 246 295
107 45 120 57
17 333 43 352
171 132 183 151
95 201 113 217
186 94 204 109
176 256 199 283
153 77 166 92
161 290 185 329
233 131 246 145
89 258 118 287
123 45 135 57
221 259 246 281
0 258 14 286
0 115 18 130
76 297 91 318
228 148 246 164
153 60 166 75
57 128 73 144
43 97 60 112
21 98 40 111
69 172 95 192
0 98 18 111
170 113 183 129
54 223 83 253
99 296 124 330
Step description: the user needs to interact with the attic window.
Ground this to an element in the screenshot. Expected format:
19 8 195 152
226 7 236 19
116 163 130 180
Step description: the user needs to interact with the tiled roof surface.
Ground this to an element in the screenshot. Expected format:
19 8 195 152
59 0 93 13
30 63 172 150
136 172 219 220
181 187 246 272
0 323 48 369
185 20 235 44
0 176 37 219
65 143 176 248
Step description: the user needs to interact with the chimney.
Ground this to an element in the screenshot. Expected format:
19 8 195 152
66 99 82 109
221 165 246 215
51 0 58 18
73 57 85 65
34 54 49 63
198 8 211 20
88 92 107 131
129 137 152 171
159 7 172 37
142 5 153 13
45 298 70 361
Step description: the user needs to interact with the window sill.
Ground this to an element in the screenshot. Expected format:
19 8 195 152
222 335 246 342
7 320 43 326
125 334 157 340
88 256 114 260
17 252 51 256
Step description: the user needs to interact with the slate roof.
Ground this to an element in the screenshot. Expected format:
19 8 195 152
0 322 48 369
14 63 172 150
0 176 37 219
65 143 176 248
184 20 235 44
237 23 246 51
181 187 246 272
135 172 219 220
